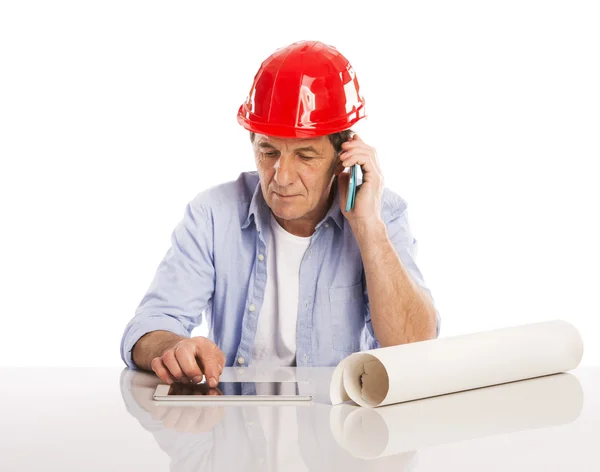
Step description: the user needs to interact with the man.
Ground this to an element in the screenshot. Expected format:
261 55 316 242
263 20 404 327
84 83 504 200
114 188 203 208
120 40 440 387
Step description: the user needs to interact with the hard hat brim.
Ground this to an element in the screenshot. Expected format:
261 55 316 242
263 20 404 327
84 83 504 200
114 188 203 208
237 104 367 139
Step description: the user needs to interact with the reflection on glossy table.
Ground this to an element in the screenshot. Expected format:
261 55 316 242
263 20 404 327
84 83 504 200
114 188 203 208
2 366 599 471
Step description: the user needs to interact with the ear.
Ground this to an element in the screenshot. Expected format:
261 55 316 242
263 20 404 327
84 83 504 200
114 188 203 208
333 155 345 176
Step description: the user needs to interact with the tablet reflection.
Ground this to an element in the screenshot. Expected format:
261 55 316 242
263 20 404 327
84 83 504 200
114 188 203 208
331 372 584 459
120 368 418 472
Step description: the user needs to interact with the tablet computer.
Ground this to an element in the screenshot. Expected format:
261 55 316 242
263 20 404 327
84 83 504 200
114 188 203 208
153 381 312 402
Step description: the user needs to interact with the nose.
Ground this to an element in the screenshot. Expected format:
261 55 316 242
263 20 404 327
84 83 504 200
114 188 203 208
273 154 295 188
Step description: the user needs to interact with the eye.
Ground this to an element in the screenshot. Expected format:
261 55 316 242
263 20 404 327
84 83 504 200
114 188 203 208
263 151 278 157
298 155 312 161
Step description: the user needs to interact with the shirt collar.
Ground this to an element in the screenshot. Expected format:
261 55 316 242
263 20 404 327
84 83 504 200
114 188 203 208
318 176 345 231
242 177 344 233
241 178 271 233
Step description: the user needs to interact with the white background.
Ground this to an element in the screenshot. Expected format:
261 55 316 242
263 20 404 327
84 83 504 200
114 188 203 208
1 0 598 367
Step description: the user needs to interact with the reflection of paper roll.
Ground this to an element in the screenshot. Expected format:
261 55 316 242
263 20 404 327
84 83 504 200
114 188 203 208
331 320 583 407
332 372 583 459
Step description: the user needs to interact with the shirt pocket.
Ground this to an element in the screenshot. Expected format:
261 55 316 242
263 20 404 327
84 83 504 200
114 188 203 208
329 283 365 352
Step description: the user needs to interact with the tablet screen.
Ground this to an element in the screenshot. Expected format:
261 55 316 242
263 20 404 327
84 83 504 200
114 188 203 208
166 381 302 396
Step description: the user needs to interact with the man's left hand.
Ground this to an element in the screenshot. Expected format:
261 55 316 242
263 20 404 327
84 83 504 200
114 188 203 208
338 133 384 227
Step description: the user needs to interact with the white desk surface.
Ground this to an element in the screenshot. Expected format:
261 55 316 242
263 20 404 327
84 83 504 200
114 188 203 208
1 366 598 471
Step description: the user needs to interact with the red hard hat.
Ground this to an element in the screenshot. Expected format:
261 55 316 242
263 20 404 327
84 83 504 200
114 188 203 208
237 40 367 138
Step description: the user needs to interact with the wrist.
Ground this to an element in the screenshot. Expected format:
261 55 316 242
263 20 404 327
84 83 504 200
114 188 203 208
350 217 387 243
133 330 184 370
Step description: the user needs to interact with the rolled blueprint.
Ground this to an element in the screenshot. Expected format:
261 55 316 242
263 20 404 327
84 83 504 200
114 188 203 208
330 320 583 408
330 372 583 458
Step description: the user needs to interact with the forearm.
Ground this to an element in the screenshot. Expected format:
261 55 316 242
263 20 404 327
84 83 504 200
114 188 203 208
352 219 437 347
132 330 185 371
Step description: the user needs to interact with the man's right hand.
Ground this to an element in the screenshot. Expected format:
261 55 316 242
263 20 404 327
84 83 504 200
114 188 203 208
151 336 226 387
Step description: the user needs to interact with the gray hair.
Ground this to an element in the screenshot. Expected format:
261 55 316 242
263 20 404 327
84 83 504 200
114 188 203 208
249 129 353 156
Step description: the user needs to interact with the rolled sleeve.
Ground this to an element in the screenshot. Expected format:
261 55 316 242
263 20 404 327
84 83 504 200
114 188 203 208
120 314 191 370
120 199 216 369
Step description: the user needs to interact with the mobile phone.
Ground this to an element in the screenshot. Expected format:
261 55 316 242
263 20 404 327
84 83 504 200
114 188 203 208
345 164 359 212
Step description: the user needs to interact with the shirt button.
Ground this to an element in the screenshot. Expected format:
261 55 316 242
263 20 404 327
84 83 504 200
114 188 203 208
304 300 309 309
238 357 245 365
249 304 256 312
324 222 329 228
258 254 264 261
304 354 308 362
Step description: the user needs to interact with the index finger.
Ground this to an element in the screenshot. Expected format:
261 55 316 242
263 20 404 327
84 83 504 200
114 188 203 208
340 141 368 153
196 342 225 388
174 346 204 383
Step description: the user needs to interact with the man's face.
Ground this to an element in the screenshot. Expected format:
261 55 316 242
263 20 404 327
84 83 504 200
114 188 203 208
253 133 344 223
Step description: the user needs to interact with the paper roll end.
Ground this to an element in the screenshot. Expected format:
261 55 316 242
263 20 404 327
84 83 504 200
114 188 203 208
343 354 390 407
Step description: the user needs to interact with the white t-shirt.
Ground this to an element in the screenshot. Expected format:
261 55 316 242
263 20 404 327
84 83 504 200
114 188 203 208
251 213 311 366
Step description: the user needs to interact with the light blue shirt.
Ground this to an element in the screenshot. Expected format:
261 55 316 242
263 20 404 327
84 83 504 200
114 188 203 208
120 171 440 369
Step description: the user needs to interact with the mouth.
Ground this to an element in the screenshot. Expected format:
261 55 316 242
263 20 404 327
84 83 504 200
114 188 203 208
273 192 299 199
